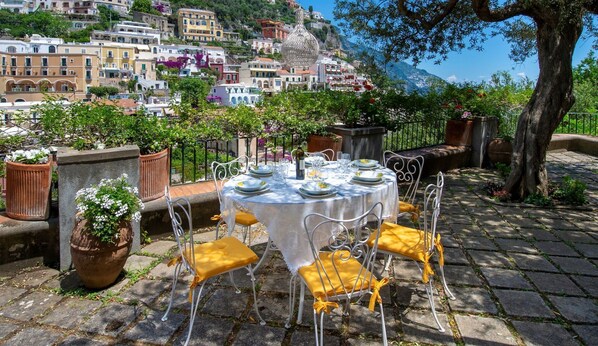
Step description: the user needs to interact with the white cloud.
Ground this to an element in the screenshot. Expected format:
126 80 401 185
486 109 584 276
446 75 458 83
517 72 526 79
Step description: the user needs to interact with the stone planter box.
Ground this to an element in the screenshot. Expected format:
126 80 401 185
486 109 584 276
328 125 386 161
57 145 140 270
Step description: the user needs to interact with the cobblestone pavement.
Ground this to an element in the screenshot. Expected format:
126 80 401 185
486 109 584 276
0 151 596 345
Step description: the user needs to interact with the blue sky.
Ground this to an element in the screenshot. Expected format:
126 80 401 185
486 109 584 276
298 0 595 83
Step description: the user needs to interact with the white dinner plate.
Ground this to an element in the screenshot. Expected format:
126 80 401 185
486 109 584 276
352 159 378 168
249 165 273 175
298 188 337 199
353 171 384 182
300 181 335 195
350 177 385 186
234 184 270 195
236 179 268 192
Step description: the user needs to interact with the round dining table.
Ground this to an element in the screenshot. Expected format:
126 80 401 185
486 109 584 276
221 162 399 274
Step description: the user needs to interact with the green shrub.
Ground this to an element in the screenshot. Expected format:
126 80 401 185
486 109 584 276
552 176 587 205
524 193 553 207
494 162 511 178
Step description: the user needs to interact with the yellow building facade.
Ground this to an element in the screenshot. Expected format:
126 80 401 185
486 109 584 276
177 8 224 42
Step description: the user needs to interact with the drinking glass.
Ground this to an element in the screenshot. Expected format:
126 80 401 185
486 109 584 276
339 153 351 174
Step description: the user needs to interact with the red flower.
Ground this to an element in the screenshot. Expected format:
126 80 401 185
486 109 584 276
369 98 376 104
354 86 361 91
455 104 463 110
466 89 474 93
364 84 373 90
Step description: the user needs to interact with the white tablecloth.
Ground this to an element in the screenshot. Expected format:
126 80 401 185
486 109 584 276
221 164 398 274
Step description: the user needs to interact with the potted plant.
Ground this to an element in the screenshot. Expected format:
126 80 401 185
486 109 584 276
70 174 144 289
326 89 388 160
127 114 172 202
4 147 52 221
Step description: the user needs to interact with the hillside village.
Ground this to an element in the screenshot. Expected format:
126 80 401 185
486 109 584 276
0 0 371 118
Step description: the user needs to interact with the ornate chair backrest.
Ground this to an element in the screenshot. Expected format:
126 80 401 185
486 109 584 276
383 150 424 205
165 186 195 273
303 202 384 302
421 172 444 255
290 149 335 162
211 155 250 205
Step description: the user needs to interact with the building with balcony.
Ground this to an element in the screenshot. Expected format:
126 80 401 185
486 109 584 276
249 38 280 55
95 43 136 82
94 0 130 15
91 21 161 45
278 68 318 91
256 19 288 41
238 57 282 93
0 52 99 102
33 0 97 15
0 36 64 55
132 11 175 39
177 8 224 43
0 0 33 13
208 83 261 107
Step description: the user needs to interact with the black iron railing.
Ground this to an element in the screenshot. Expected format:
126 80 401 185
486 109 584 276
384 118 446 152
555 113 597 136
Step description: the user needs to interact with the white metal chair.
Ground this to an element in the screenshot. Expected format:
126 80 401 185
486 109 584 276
368 172 455 332
383 150 424 221
161 187 264 346
289 202 388 346
211 155 260 245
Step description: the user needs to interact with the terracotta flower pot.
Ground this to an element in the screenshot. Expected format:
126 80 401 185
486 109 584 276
487 138 513 165
307 134 342 158
139 148 169 202
5 160 52 221
70 219 133 289
445 119 474 146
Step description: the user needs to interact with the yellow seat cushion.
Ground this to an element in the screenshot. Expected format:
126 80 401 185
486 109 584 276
298 251 387 312
367 222 444 283
235 211 258 226
398 201 418 214
183 237 258 285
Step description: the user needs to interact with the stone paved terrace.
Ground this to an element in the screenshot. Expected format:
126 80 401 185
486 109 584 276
0 151 596 345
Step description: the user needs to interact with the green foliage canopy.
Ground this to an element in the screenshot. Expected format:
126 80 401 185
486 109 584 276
0 9 70 38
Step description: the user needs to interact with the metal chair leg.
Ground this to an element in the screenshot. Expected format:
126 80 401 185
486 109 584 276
425 278 445 332
379 302 388 346
246 265 266 325
439 265 455 300
184 281 207 346
252 237 273 273
161 262 182 322
286 274 297 328
297 281 306 324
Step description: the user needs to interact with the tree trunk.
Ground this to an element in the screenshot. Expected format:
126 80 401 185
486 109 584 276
504 15 582 200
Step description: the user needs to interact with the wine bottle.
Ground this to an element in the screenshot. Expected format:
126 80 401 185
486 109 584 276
295 146 305 180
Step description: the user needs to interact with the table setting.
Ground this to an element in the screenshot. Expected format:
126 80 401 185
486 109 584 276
221 154 399 274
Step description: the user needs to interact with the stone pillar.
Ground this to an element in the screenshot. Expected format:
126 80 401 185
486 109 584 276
329 126 386 162
57 145 140 271
471 117 498 168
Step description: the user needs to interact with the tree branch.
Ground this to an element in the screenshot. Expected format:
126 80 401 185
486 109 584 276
471 0 530 22
585 1 598 14
396 0 459 30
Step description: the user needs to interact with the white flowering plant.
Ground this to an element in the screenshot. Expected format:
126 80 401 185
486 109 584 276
5 148 51 164
75 174 144 244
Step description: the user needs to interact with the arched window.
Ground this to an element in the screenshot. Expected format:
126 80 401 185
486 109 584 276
7 46 16 53
49 46 56 53
231 97 237 105
243 96 249 104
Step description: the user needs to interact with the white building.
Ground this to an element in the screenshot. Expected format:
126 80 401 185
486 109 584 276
278 68 318 90
0 0 33 13
208 83 261 107
94 0 130 15
249 38 280 54
238 57 282 92
91 21 161 45
0 35 64 54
